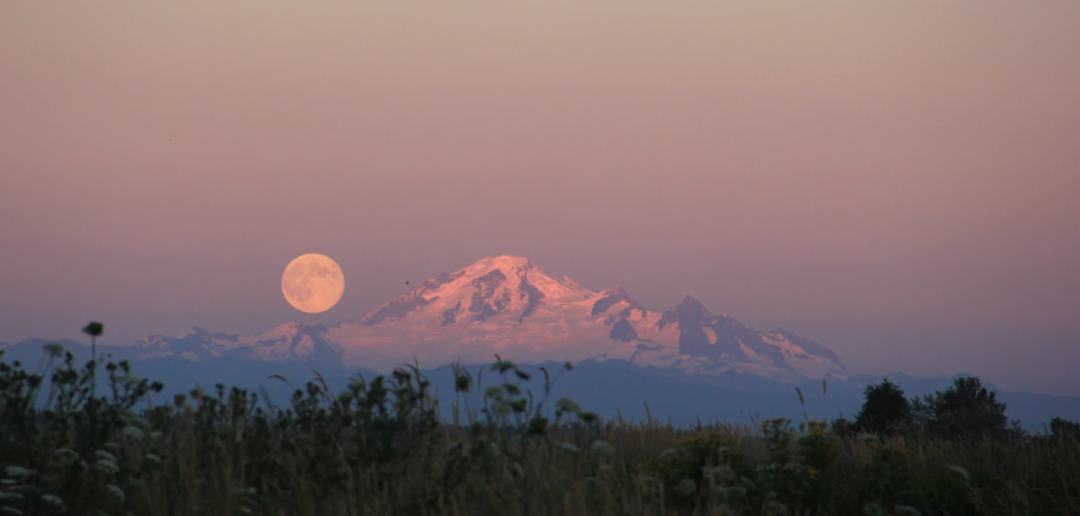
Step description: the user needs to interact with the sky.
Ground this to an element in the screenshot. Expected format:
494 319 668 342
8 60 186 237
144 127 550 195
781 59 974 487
2 2 1078 395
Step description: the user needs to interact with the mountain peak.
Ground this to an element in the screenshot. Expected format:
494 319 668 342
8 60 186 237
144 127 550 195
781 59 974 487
591 287 648 317
469 255 537 271
359 255 596 327
679 295 705 307
272 321 304 332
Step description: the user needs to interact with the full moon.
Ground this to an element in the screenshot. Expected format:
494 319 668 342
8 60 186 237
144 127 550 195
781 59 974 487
281 253 345 313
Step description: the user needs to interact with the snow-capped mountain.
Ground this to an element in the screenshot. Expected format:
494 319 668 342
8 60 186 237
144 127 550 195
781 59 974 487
132 322 342 364
33 255 845 381
321 255 847 380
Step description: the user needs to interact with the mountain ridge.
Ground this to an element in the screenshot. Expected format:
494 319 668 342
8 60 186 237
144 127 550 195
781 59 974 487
28 255 840 381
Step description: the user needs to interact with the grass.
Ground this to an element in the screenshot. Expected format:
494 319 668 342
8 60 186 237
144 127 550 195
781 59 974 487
2 339 1079 516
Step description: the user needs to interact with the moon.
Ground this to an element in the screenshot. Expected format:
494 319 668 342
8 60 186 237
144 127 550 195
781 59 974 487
281 253 345 313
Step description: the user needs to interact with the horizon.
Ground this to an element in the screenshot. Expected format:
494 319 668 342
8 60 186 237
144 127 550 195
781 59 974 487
3 2 1079 397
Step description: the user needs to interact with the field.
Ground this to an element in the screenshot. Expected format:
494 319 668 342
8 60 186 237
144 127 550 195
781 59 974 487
2 348 1079 516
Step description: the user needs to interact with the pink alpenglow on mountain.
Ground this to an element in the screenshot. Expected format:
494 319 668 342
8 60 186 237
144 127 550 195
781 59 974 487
125 256 847 381
323 256 847 379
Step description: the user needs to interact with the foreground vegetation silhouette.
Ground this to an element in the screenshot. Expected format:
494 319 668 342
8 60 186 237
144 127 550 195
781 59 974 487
2 324 1079 515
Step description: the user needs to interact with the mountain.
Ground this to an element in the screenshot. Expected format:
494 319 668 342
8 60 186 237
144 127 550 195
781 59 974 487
5 257 1080 431
33 255 839 380
3 255 845 381
320 255 846 379
131 322 343 365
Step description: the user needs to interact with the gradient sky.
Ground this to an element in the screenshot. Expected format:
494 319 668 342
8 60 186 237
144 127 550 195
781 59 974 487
2 2 1078 395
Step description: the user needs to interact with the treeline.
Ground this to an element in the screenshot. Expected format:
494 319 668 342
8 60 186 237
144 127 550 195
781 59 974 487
835 376 1079 441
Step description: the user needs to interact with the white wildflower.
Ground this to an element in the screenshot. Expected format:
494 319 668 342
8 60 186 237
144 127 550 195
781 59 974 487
105 484 125 503
590 440 614 454
3 467 33 478
95 460 120 475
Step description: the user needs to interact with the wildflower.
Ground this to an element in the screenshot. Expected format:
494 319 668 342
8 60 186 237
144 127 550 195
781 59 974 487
491 360 516 373
555 398 581 414
96 460 120 475
82 322 104 337
863 502 886 516
717 485 747 500
708 464 735 483
123 426 145 440
675 478 697 497
739 476 756 490
105 484 125 503
43 342 66 357
454 373 472 392
591 440 614 454
3 467 33 478
766 500 789 515
949 466 970 482
528 416 548 435
485 386 504 400
40 494 63 507
561 442 581 453
95 450 118 463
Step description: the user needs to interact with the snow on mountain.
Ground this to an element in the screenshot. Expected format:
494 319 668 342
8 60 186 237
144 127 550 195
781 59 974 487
132 322 342 364
323 255 847 380
595 296 847 380
84 255 845 381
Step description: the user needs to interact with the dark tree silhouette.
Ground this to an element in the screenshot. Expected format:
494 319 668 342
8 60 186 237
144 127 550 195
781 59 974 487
912 376 1012 439
854 378 912 436
1050 417 1080 440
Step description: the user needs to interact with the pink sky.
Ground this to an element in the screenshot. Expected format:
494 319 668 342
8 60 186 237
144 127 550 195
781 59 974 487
2 2 1078 394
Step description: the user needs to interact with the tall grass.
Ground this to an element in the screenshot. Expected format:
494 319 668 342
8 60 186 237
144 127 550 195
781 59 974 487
2 343 1079 516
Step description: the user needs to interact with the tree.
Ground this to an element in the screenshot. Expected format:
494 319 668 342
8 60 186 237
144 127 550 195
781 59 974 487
854 379 912 436
911 377 1011 439
1050 417 1080 440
